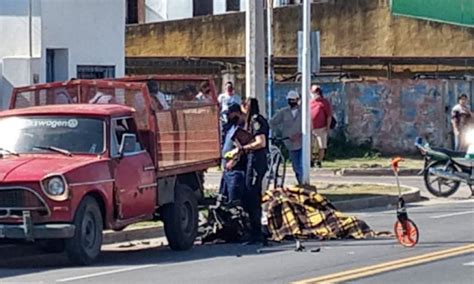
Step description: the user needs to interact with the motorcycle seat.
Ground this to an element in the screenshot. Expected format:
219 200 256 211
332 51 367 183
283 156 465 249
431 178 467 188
431 147 465 158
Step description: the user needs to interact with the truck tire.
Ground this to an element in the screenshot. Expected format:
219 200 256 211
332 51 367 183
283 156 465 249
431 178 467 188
161 184 198 251
65 196 103 265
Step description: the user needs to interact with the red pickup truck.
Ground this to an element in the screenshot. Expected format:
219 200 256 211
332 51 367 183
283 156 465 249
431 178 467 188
0 77 220 264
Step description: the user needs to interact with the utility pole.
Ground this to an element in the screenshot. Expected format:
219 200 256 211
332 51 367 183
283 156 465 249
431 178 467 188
266 0 274 119
28 0 33 84
246 0 265 114
301 0 312 185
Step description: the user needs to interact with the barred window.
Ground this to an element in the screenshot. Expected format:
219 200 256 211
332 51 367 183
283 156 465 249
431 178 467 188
77 65 116 80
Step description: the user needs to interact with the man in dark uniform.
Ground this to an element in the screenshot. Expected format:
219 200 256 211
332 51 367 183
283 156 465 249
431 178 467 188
227 98 269 244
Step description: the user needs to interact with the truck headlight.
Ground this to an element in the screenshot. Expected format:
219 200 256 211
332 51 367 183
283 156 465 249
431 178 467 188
42 176 68 201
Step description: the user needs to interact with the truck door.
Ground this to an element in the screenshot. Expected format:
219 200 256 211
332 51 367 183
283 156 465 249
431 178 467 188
111 117 156 220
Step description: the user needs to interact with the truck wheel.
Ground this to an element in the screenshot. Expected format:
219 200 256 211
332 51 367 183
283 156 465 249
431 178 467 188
65 196 103 265
161 184 198 251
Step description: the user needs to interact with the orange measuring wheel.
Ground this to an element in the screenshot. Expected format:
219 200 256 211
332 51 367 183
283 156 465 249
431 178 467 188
394 219 419 247
391 157 419 248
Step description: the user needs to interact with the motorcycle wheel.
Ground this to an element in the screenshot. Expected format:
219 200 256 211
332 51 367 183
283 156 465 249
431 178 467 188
424 160 461 197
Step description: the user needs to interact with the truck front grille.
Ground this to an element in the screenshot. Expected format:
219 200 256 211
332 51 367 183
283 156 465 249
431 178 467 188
0 187 49 217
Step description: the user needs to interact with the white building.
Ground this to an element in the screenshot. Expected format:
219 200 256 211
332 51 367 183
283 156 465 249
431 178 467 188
0 0 125 109
142 0 294 23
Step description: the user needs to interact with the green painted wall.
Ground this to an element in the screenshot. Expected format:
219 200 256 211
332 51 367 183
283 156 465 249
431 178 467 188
391 0 474 27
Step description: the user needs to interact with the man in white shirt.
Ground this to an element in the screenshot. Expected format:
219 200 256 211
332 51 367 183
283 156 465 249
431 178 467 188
218 82 242 149
451 94 472 151
218 82 242 115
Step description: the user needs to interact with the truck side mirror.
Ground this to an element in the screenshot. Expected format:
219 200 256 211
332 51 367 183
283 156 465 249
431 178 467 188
118 134 137 157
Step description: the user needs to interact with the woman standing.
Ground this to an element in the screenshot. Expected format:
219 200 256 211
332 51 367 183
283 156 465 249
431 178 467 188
228 98 269 244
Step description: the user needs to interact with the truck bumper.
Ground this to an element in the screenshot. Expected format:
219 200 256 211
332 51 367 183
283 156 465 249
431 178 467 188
0 224 75 240
0 212 75 240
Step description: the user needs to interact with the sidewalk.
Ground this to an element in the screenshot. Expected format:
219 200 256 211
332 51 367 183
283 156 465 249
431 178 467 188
207 166 421 177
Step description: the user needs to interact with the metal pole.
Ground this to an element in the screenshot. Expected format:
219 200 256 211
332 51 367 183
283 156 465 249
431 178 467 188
28 0 33 59
301 0 312 185
266 0 274 119
246 0 265 113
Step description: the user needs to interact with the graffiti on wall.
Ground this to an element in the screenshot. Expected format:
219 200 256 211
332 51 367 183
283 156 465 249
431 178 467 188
271 79 472 153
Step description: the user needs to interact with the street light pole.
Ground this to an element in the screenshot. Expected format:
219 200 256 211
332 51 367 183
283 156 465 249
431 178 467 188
301 0 312 185
266 0 274 119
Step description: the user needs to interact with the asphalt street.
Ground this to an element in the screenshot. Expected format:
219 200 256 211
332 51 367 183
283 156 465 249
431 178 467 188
0 188 472 284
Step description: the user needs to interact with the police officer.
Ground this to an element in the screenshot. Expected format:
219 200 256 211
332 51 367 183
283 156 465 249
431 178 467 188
227 98 269 244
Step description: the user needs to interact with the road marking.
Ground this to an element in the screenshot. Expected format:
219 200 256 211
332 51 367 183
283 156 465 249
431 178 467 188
56 264 157 282
430 210 474 219
463 261 474 266
293 244 474 284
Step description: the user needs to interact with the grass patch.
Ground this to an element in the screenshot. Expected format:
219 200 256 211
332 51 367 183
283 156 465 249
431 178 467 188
321 131 423 169
322 157 423 169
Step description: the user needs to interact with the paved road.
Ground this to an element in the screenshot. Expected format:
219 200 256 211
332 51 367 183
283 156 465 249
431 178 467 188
350 254 474 284
0 198 472 283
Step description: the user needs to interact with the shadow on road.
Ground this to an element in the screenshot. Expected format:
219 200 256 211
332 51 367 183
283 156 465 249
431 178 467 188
0 240 284 278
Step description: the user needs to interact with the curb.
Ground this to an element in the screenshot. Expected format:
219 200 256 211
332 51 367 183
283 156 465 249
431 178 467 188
332 184 421 211
207 168 421 177
100 185 421 245
336 168 421 177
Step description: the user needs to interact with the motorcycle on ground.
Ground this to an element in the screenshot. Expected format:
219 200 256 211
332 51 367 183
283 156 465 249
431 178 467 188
415 137 474 198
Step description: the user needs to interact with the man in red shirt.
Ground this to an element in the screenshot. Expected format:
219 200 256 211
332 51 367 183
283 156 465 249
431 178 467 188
310 85 332 168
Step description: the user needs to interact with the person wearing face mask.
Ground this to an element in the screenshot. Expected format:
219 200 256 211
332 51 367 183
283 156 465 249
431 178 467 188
269 90 303 185
219 103 247 202
310 85 332 168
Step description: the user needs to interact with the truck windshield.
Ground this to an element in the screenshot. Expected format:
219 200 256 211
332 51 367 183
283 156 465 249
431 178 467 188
0 116 105 155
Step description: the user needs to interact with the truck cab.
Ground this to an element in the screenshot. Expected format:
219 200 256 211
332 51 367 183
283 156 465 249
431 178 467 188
0 103 209 264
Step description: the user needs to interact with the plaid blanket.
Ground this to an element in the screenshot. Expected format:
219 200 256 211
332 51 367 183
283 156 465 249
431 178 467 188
262 186 380 241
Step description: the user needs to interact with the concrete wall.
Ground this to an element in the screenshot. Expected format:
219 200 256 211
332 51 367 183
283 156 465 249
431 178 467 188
40 0 125 82
0 0 42 59
0 0 125 109
272 79 474 153
0 0 42 108
126 0 474 58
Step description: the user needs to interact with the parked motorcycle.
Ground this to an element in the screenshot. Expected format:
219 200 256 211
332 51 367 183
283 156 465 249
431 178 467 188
415 137 473 197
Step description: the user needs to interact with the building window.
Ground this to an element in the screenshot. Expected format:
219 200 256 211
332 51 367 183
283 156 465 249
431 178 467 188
77 65 116 79
193 0 213 17
226 0 240 11
126 0 138 24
